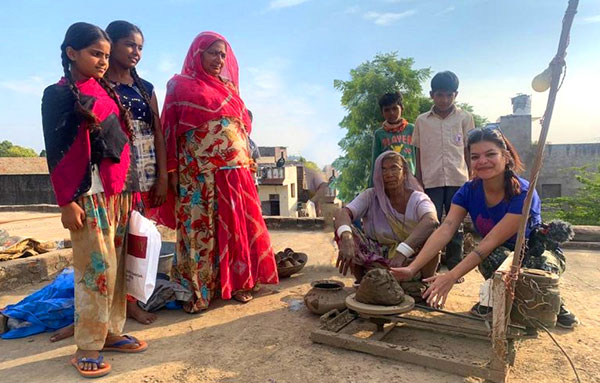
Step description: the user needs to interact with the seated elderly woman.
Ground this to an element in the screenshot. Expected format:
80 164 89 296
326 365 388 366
334 151 439 282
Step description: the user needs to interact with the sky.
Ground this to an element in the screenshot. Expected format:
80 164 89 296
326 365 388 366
1 0 599 167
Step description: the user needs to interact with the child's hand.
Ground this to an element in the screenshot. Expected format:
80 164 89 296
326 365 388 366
150 175 168 207
60 202 86 231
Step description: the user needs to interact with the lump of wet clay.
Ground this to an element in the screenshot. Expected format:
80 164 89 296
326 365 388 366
355 268 405 306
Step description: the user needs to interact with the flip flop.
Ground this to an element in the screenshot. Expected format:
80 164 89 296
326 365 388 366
70 355 111 378
102 335 148 353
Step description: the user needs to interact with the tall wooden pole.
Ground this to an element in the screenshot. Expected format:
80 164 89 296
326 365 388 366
505 0 579 320
491 0 579 377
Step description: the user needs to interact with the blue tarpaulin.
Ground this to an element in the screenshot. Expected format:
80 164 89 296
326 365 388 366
1 268 74 339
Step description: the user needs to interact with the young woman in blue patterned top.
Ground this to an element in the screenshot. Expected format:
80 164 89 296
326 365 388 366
105 21 167 212
105 20 167 325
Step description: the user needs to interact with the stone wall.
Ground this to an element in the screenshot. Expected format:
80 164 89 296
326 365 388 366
0 174 55 205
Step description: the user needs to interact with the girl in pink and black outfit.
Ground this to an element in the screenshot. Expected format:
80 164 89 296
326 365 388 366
42 22 146 378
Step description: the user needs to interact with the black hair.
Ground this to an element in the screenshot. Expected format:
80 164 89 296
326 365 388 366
467 128 524 200
247 109 253 122
431 71 459 93
105 20 156 130
378 92 404 111
60 22 133 137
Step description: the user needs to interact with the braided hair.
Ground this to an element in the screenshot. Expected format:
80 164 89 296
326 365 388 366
105 20 157 129
60 22 133 137
467 128 524 200
96 76 134 138
60 23 105 131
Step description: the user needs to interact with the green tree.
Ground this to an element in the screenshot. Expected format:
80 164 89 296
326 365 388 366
332 53 431 201
39 149 47 157
0 140 37 157
289 155 321 172
543 164 600 225
457 103 489 128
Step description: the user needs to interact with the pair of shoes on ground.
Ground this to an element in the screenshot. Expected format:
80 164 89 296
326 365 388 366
71 335 148 378
469 302 580 329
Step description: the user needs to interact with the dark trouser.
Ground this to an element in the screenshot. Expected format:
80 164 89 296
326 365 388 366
425 186 464 270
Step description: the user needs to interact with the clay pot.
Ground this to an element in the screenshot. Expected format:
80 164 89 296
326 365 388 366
304 280 352 315
511 268 561 328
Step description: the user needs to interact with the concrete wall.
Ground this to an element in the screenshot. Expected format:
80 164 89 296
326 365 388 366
499 114 534 178
538 143 600 197
499 114 600 198
0 174 55 205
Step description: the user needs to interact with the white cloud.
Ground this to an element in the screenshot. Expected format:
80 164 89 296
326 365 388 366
581 14 600 24
438 6 455 15
364 10 416 26
268 0 309 10
240 57 344 167
0 76 47 97
158 55 178 74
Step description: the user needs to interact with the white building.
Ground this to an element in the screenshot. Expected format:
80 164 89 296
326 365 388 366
257 165 298 217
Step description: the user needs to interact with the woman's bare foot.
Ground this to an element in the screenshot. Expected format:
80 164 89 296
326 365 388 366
233 290 253 303
50 324 74 342
127 300 157 324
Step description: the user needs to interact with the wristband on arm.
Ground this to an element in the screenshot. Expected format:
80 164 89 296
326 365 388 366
395 242 415 258
336 224 352 238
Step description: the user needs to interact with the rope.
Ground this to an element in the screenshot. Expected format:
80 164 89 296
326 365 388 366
535 320 582 383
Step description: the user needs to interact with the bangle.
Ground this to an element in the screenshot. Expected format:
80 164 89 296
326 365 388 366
396 242 415 257
336 224 352 238
472 248 485 262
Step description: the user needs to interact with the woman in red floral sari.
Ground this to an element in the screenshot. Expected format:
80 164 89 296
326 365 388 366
160 32 278 313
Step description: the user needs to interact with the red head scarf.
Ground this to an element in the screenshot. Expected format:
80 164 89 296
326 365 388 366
163 32 251 137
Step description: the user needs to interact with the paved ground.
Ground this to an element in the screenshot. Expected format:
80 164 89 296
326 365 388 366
0 213 599 383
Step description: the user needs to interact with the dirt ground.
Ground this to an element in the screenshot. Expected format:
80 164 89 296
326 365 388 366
1 213 599 383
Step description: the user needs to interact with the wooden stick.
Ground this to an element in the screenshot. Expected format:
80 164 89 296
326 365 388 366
507 0 579 316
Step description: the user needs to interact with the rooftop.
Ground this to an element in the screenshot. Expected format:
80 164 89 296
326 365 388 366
0 157 48 175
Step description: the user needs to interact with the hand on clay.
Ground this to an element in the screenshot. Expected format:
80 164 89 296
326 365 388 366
389 266 415 282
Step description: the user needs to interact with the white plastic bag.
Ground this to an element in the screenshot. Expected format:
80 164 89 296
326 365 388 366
125 210 161 304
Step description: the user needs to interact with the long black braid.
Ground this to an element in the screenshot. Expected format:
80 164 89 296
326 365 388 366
105 20 154 133
60 45 99 131
130 67 157 129
96 77 135 139
60 22 133 137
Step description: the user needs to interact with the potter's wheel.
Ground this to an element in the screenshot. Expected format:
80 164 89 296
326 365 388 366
345 293 415 315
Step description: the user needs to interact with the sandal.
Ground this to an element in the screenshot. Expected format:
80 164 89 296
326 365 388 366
233 291 253 303
102 335 148 353
71 355 111 378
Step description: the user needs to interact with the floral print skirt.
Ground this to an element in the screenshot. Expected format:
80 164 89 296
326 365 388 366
173 118 278 313
70 192 132 350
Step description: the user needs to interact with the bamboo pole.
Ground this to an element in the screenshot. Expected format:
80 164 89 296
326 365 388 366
503 0 579 332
